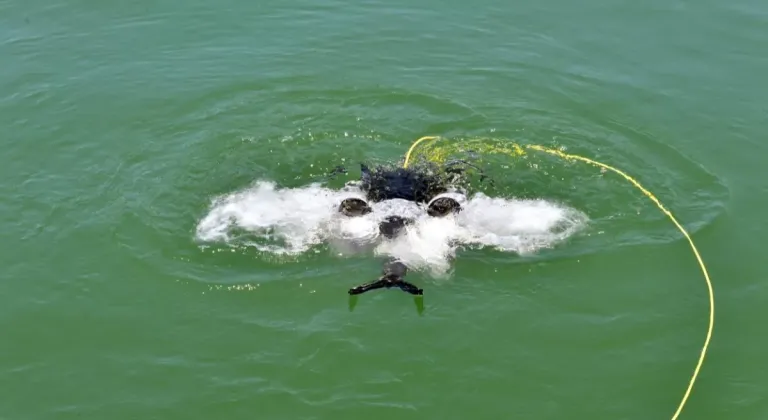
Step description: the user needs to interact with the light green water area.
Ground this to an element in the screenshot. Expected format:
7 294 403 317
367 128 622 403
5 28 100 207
2 0 766 418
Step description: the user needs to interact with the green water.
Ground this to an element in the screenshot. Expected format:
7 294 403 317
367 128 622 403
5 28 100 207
2 0 766 418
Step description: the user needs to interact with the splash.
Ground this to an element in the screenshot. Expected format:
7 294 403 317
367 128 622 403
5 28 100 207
195 181 589 275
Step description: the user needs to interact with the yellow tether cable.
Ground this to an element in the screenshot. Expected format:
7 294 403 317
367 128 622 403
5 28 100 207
403 136 714 420
403 136 440 168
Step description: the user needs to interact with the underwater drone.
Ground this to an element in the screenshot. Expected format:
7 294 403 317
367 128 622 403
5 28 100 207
338 160 479 296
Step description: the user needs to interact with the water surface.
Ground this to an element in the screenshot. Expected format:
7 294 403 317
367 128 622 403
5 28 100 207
2 0 766 418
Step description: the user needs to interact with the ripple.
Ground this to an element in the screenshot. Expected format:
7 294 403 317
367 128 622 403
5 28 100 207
98 80 729 287
410 135 729 260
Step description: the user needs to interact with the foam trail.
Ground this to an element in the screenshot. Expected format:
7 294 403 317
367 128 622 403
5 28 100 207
195 181 365 254
195 182 589 274
457 193 587 254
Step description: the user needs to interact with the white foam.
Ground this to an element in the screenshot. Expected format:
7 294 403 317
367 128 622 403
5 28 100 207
456 193 586 254
195 181 362 254
195 181 589 274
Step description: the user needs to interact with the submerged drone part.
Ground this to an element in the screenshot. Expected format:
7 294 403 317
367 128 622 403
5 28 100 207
427 197 462 217
379 215 414 239
427 192 466 217
339 197 372 217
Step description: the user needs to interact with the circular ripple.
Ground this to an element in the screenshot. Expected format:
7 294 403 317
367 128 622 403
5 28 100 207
101 81 730 285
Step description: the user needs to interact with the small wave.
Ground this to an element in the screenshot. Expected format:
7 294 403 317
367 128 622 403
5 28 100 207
195 181 589 276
